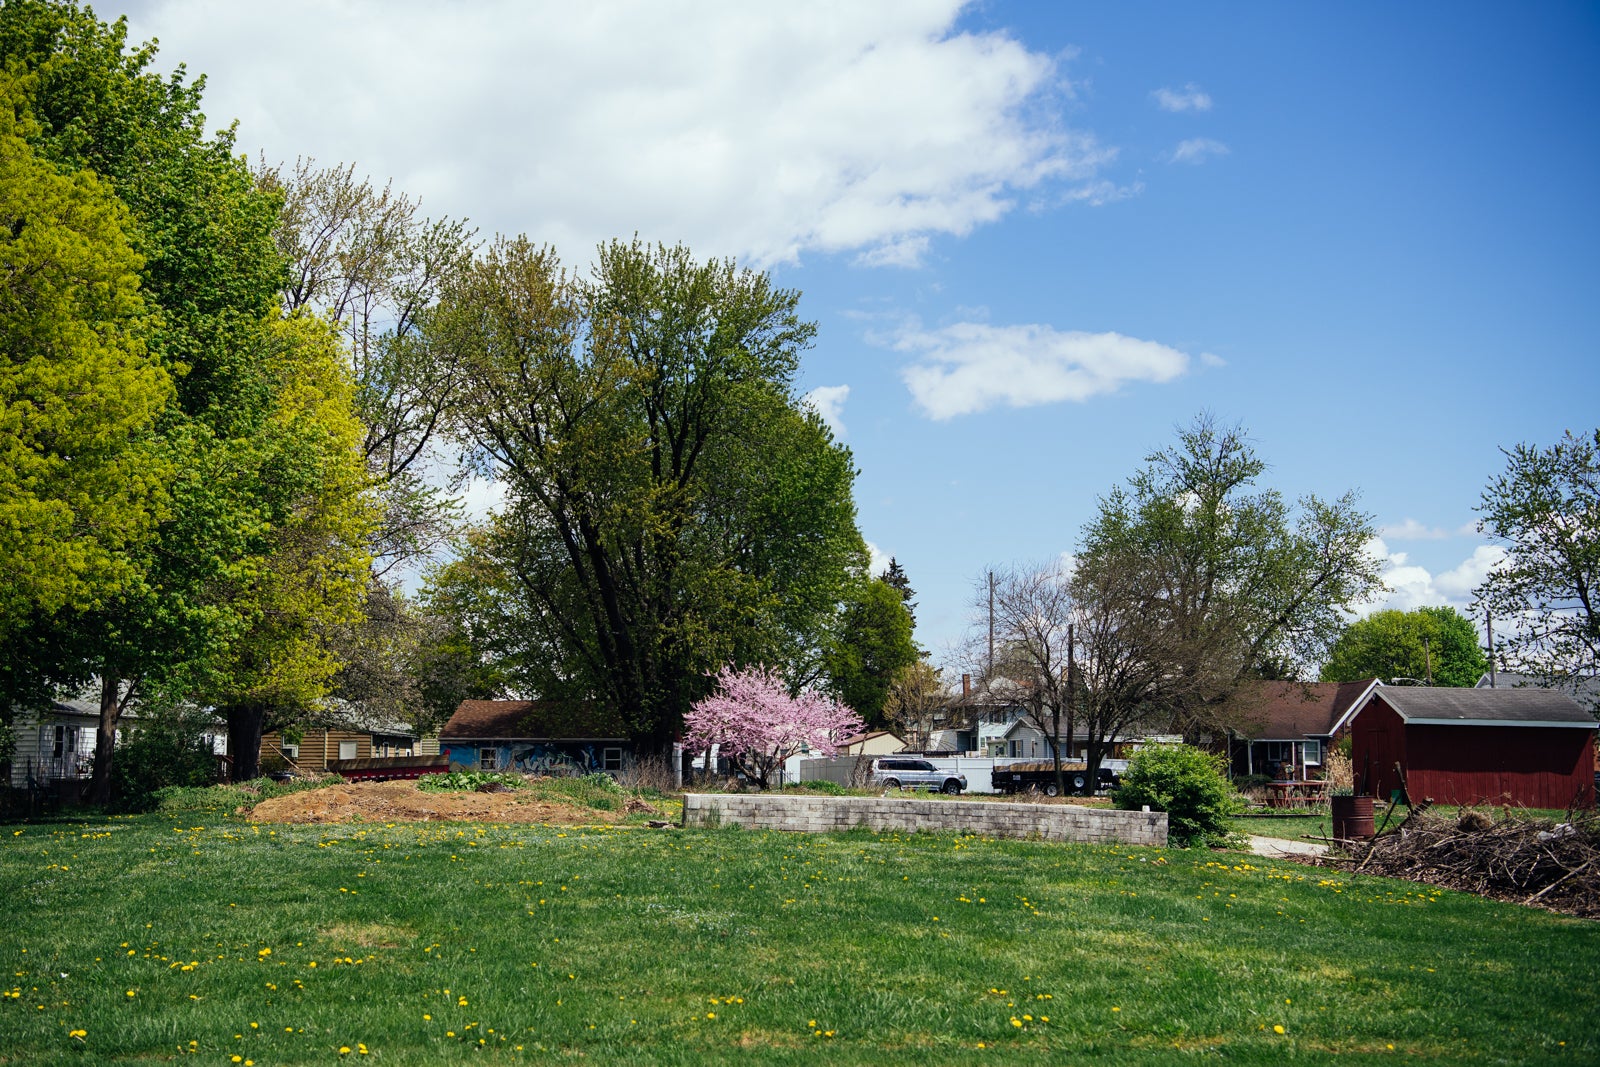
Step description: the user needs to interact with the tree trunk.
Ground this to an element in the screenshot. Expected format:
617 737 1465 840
89 674 122 807
226 705 268 782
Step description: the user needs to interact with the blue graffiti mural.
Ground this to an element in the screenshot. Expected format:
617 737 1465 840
444 741 623 775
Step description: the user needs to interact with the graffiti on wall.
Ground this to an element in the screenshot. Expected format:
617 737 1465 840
444 741 621 776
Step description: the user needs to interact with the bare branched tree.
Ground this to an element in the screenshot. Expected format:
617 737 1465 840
258 158 479 575
883 660 951 751
976 562 1077 796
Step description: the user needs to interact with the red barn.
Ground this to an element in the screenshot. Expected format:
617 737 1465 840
1350 687 1596 808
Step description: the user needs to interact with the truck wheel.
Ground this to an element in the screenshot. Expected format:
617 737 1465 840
1071 773 1088 793
1044 782 1060 797
941 779 962 795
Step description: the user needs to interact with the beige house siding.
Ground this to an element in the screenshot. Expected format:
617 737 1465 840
260 730 378 771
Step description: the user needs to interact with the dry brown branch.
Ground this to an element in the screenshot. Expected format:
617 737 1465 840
1320 804 1600 918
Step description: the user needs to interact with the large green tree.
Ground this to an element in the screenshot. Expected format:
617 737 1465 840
1 3 376 793
435 238 867 751
1320 606 1487 687
206 315 374 780
825 578 917 725
0 69 171 636
1077 415 1384 739
1472 429 1600 706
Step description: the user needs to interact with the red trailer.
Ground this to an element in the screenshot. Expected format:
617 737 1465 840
329 755 449 782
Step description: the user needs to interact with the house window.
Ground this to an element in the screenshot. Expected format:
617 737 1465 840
1301 739 1322 766
479 747 498 771
338 740 358 761
283 743 300 760
603 747 623 772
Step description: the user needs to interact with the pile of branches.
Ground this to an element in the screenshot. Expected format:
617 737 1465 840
1320 804 1600 918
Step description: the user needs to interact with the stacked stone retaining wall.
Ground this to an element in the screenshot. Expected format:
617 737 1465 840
680 793 1167 846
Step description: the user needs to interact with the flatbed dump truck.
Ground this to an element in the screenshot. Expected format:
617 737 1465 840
989 759 1126 796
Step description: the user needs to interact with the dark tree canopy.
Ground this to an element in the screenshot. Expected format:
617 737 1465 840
878 557 918 631
434 238 867 751
826 578 917 726
1077 415 1383 739
1321 606 1487 688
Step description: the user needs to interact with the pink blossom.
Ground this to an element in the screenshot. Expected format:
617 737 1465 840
683 665 865 789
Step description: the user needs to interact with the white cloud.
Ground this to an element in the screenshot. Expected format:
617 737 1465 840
1170 138 1229 165
803 385 851 437
894 322 1194 419
122 1 1115 269
864 539 892 577
1151 84 1213 112
1379 518 1454 540
1355 537 1506 615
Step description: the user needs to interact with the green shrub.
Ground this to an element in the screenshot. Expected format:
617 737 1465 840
789 779 847 795
110 709 219 812
418 770 526 793
1113 744 1241 847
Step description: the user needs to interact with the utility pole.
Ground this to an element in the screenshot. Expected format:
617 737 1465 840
987 570 995 678
1486 611 1497 688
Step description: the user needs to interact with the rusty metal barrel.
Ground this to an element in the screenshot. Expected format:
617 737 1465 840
1331 795 1376 840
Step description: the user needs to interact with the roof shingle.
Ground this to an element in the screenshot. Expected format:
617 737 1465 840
440 700 630 740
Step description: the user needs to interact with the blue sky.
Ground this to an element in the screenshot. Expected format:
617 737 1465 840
119 1 1600 665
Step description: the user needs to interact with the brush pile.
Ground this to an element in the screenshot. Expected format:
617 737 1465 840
1321 805 1600 918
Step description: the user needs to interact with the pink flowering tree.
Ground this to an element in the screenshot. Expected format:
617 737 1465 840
683 665 865 789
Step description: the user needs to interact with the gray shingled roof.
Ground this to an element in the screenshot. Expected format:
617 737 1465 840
1378 686 1596 725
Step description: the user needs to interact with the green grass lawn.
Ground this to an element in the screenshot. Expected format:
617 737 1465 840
2 790 1596 1066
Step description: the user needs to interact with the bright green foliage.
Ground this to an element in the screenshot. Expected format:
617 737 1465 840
1473 429 1600 703
418 770 526 793
826 578 917 725
437 238 866 750
1321 606 1488 687
0 71 171 634
0 0 285 406
1078 415 1383 738
206 315 376 779
1113 743 1240 847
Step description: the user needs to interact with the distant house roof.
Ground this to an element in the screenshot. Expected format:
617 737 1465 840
1475 671 1600 711
441 700 629 741
837 729 900 747
1374 686 1597 728
1227 679 1382 740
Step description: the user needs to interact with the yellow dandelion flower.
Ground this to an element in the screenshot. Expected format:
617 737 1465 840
1273 1025 1286 1035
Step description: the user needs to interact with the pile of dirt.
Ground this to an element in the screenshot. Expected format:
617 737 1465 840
245 780 623 825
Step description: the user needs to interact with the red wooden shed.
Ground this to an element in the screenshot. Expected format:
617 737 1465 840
1350 687 1597 808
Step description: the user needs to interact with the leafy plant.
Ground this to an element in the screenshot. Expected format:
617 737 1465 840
417 770 526 793
109 708 220 812
1113 744 1241 847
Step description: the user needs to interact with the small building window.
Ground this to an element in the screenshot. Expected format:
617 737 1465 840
1301 739 1322 766
283 743 300 760
603 747 623 772
338 740 358 761
479 747 498 771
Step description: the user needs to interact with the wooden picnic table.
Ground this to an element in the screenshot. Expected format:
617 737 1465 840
1265 780 1330 808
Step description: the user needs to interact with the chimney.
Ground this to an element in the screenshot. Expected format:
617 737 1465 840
962 673 971 697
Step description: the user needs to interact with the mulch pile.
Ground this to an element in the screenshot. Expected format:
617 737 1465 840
244 780 622 825
1316 805 1600 919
